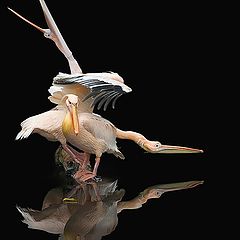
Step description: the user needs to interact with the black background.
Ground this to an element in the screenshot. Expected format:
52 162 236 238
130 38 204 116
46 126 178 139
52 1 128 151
1 0 216 239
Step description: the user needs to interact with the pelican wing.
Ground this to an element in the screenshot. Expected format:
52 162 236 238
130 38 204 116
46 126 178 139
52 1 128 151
15 106 65 142
51 72 132 111
48 83 94 113
80 113 117 147
16 205 67 234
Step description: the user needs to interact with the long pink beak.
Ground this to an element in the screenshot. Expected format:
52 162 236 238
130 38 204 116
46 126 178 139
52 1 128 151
155 145 203 154
148 180 204 192
8 7 47 34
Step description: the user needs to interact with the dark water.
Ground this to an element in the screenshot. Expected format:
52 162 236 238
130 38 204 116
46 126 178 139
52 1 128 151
2 1 213 239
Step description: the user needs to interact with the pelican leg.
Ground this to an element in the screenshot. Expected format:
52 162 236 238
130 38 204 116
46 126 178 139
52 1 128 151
72 152 95 182
73 169 93 181
89 182 101 202
72 157 102 183
68 147 84 159
64 184 81 198
62 144 86 167
75 157 101 182
92 157 101 176
81 152 91 169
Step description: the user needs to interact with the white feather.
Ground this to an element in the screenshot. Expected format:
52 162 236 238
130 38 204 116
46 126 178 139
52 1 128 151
15 120 34 140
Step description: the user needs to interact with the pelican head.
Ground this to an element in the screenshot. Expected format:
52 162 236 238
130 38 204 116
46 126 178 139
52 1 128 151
141 140 203 154
62 94 79 135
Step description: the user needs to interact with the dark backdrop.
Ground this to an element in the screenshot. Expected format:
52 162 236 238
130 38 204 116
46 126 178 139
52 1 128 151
2 1 213 239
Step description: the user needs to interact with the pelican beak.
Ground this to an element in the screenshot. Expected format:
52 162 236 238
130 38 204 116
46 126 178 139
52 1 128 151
155 145 203 154
142 180 204 199
71 104 79 135
148 180 204 192
8 7 48 35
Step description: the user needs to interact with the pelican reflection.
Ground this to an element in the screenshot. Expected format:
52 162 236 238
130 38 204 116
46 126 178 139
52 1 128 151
17 176 203 239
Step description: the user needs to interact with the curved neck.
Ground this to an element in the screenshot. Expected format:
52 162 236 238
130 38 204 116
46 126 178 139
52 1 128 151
116 129 147 148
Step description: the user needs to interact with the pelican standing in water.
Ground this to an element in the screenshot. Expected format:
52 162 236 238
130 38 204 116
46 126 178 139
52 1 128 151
11 0 203 182
11 0 132 179
61 94 203 182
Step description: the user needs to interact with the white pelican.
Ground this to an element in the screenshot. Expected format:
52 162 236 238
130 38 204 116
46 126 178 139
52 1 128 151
11 0 203 182
8 0 132 112
61 94 203 182
11 0 131 179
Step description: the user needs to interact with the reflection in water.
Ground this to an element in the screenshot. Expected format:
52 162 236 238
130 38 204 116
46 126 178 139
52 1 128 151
16 146 204 239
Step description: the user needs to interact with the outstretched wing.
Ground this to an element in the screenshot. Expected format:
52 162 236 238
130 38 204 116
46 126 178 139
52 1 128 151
50 72 132 111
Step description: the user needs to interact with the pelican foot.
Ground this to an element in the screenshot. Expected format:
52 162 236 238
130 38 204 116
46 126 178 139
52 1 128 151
75 172 97 183
73 169 96 183
73 169 92 180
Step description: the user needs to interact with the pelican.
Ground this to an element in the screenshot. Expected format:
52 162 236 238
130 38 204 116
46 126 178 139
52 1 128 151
8 0 132 111
15 93 202 184
11 1 203 182
61 94 203 182
16 179 203 239
10 0 133 175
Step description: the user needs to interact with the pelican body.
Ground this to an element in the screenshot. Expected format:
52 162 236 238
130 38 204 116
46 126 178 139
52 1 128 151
61 94 203 182
63 112 124 160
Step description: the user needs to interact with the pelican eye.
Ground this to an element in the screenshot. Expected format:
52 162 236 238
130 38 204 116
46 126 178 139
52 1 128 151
68 100 74 105
44 33 50 38
155 190 161 196
66 100 71 106
155 143 161 148
68 99 78 106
